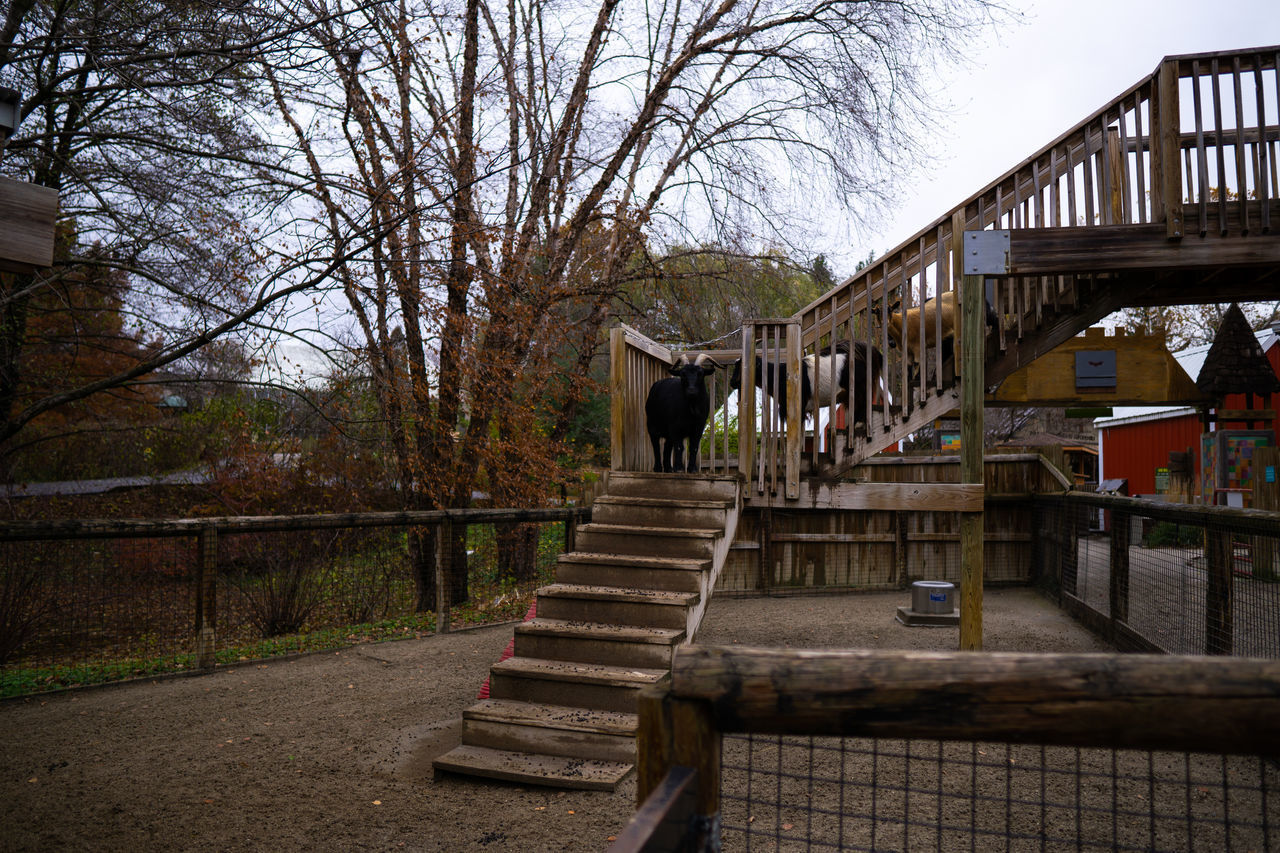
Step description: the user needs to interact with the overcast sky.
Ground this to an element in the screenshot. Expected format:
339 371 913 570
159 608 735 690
851 0 1280 268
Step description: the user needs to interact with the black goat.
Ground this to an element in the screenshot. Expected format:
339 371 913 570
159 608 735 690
729 340 885 427
645 354 722 473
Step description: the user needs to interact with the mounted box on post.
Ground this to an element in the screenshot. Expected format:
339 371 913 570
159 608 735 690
0 175 59 274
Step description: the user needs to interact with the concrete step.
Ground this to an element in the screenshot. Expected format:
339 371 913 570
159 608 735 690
606 470 740 502
460 698 638 764
555 552 710 593
487 656 667 713
574 522 720 559
433 744 632 791
514 618 684 669
589 494 735 530
535 583 697 630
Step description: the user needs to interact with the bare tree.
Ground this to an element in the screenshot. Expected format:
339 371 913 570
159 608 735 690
255 0 1005 605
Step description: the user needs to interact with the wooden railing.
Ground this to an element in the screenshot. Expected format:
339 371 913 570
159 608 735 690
789 47 1279 475
614 646 1280 852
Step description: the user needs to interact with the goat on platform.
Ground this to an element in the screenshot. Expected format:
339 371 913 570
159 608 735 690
729 340 885 427
645 353 723 473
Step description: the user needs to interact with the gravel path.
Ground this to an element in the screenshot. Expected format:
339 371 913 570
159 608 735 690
0 588 1110 851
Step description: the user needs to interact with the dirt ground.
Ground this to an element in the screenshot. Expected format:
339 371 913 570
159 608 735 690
0 588 1114 852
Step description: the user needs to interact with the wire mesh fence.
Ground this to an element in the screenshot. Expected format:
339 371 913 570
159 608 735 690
1034 493 1280 657
719 734 1278 852
0 508 586 696
622 647 1280 853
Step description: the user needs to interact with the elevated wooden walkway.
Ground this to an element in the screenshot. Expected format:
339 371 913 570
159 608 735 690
612 46 1280 501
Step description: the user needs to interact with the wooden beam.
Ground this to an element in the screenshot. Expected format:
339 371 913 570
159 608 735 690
744 482 983 512
1005 223 1280 275
672 645 1280 756
0 177 58 273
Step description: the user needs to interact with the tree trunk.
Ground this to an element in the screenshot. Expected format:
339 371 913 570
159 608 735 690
496 522 540 583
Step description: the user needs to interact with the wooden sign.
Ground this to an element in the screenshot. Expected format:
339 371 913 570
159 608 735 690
988 327 1208 407
0 176 58 274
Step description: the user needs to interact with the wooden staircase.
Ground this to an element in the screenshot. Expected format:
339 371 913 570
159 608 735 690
433 471 740 790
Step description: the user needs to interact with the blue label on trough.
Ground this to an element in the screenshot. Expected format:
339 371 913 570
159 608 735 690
929 592 948 602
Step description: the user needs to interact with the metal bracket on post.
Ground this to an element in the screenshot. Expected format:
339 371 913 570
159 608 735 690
962 230 1010 276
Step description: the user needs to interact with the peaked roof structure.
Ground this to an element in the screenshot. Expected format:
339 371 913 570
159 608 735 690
1195 303 1280 398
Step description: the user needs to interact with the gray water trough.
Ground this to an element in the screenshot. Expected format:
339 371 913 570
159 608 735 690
896 580 959 627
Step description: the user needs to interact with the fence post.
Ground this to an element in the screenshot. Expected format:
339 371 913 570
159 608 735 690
1205 526 1233 655
195 526 217 670
635 683 722 850
564 512 577 555
436 517 452 634
894 510 909 588
1109 511 1131 631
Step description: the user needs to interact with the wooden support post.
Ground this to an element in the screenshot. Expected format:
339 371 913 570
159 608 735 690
1109 511 1131 629
564 512 577 555
739 326 757 487
959 272 986 650
784 322 801 500
1154 57 1184 239
758 508 773 593
634 682 722 849
1205 526 1233 655
893 510 909 588
436 518 452 634
195 526 217 670
609 327 626 472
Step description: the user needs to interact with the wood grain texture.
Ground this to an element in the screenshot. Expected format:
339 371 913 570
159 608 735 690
0 176 58 272
672 645 1280 756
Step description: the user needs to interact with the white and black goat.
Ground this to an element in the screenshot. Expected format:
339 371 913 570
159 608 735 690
645 353 723 473
729 340 885 427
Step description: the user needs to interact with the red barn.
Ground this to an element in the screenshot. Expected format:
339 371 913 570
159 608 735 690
1095 324 1279 500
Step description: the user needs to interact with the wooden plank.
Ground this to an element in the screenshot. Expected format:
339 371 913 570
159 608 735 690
672 645 1280 756
0 177 58 273
1053 491 1280 536
611 327 627 471
746 482 983 512
610 766 697 853
0 506 590 541
1004 223 1280 274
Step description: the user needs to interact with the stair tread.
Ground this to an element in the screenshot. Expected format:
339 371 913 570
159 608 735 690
464 698 638 735
557 552 710 571
516 617 684 644
433 744 632 791
578 522 721 538
491 655 668 686
538 583 698 605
